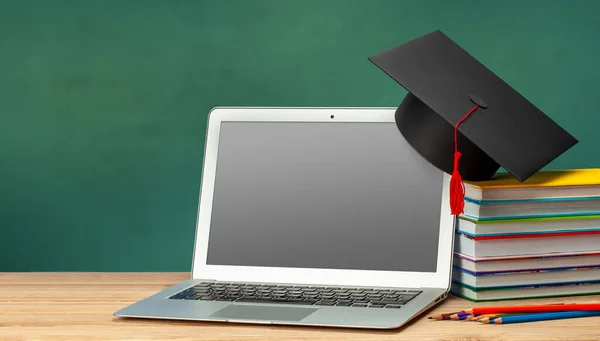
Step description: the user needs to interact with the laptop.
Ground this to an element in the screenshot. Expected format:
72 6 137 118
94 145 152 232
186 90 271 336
114 107 455 329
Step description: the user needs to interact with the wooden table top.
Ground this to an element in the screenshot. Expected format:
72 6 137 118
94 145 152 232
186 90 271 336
1 272 599 340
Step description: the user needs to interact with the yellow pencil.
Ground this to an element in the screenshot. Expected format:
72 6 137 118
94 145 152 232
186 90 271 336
470 314 495 321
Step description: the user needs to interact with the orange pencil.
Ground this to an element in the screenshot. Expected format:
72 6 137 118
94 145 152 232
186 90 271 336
469 314 497 321
463 303 600 315
479 315 501 324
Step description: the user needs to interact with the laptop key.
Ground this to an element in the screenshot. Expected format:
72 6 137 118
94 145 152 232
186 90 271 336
401 292 420 296
370 300 402 306
337 300 354 304
335 302 352 306
398 295 417 301
169 294 187 299
215 297 236 301
385 304 403 309
348 290 364 293
367 294 383 299
351 303 368 307
176 291 194 297
192 291 211 296
235 298 317 305
369 304 385 308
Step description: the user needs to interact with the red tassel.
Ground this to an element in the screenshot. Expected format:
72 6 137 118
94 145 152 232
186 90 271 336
450 151 465 215
450 104 480 215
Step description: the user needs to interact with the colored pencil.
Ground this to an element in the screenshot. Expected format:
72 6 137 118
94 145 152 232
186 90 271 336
479 315 503 324
463 303 600 315
428 312 460 320
475 313 505 321
492 310 600 324
449 312 472 320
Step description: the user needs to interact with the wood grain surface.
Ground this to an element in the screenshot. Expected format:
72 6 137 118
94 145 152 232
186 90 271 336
1 272 599 341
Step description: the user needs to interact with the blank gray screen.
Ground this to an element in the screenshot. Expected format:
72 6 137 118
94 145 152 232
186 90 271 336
206 122 443 272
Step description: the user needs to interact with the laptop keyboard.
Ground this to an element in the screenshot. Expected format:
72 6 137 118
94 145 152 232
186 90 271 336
169 282 422 308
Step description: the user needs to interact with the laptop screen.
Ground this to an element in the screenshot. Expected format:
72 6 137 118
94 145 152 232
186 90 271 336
206 121 443 273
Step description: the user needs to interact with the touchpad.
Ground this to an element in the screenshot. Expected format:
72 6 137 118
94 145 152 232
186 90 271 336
209 304 318 321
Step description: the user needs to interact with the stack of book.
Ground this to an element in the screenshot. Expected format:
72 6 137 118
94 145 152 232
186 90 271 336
451 168 600 301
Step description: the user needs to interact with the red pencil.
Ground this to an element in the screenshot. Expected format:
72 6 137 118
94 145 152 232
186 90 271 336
463 303 600 315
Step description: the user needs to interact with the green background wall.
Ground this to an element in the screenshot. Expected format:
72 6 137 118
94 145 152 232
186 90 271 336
1 0 598 271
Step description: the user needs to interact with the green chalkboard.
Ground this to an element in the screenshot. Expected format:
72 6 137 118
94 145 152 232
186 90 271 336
1 0 598 271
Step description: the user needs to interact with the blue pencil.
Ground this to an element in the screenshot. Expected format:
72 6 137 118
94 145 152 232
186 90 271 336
449 312 472 320
493 310 600 324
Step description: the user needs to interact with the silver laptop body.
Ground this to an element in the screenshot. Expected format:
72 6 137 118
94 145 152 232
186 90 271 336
114 107 455 329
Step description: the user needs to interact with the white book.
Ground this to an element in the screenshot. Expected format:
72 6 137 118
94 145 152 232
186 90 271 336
454 252 600 273
455 233 600 258
451 282 600 301
463 198 600 219
456 217 600 236
452 267 600 288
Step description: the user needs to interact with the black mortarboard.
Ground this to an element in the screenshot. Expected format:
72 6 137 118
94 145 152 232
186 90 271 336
368 30 578 214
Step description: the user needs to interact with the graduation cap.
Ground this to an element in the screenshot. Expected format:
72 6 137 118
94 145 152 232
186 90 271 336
368 30 578 215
